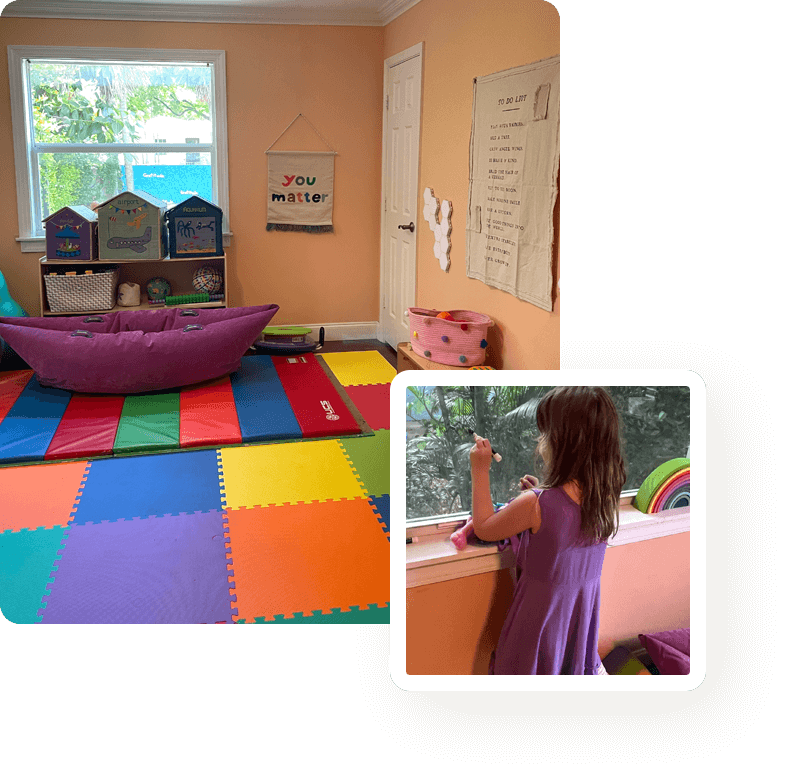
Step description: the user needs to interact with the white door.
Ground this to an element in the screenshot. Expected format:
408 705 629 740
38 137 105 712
380 43 422 350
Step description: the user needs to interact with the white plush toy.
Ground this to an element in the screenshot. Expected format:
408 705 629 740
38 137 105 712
117 282 141 307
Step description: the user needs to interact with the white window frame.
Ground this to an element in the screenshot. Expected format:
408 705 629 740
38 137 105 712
7 45 232 253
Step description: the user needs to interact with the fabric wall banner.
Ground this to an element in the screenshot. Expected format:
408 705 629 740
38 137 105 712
465 56 560 311
266 151 335 233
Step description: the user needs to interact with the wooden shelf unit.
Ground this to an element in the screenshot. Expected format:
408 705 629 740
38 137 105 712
39 254 227 316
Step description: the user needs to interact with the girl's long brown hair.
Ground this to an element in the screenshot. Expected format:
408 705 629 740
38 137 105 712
535 386 626 544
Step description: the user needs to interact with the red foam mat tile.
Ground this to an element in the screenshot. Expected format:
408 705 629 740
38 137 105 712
271 353 361 438
180 374 242 447
343 384 390 430
44 394 126 460
0 370 33 423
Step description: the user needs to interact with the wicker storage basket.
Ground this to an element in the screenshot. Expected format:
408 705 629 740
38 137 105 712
44 266 119 313
408 307 493 366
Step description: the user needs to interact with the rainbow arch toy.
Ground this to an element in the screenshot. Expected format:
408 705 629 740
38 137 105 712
634 457 690 514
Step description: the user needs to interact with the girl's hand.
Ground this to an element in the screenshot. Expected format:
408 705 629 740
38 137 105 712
469 435 493 471
519 474 539 491
450 519 475 551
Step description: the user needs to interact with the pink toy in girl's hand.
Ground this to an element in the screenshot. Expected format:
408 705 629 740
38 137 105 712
450 519 475 550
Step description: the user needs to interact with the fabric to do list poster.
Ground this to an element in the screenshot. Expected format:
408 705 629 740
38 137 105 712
465 56 560 311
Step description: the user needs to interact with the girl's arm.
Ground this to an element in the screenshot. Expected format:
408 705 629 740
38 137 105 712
470 437 540 541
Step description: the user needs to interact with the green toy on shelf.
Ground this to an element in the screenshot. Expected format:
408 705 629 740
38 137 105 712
164 293 211 305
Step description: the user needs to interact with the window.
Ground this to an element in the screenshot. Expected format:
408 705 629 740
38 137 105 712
7 46 230 252
405 385 690 522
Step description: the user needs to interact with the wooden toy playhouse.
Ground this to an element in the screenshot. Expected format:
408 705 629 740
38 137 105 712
43 205 99 261
96 190 168 260
165 196 223 258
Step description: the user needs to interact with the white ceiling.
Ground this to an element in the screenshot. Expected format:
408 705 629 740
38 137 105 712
1 0 423 26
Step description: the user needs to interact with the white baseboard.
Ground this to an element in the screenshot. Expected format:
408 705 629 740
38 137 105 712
295 321 381 343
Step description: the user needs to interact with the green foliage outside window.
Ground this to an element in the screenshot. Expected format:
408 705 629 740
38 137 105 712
29 62 211 216
405 385 690 521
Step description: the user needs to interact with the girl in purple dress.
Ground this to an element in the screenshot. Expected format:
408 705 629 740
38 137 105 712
451 386 626 675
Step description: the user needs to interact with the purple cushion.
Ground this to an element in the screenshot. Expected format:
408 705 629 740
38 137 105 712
639 628 690 675
0 305 279 393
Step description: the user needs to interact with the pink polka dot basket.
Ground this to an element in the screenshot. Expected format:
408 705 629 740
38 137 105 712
408 307 493 367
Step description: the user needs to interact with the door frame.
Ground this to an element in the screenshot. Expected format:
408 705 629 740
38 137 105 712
378 41 424 347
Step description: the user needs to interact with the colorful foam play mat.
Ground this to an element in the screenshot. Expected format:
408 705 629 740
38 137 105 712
0 352 373 465
634 457 690 513
0 350 393 624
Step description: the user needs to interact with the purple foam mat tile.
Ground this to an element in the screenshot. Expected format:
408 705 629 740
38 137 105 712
39 509 236 624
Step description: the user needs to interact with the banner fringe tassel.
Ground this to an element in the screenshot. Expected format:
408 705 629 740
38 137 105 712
266 223 334 234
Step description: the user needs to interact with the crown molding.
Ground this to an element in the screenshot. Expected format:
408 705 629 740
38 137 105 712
1 0 423 26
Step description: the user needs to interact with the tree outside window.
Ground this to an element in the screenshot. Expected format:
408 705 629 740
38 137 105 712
405 385 690 521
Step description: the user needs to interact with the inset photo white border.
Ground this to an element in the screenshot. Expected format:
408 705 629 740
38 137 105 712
390 370 705 691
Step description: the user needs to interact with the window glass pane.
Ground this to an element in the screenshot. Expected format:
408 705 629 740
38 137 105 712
38 151 126 216
130 153 213 207
37 151 213 216
405 385 690 521
30 61 213 146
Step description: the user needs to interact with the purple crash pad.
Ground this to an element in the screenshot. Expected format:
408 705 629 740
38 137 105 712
0 304 279 394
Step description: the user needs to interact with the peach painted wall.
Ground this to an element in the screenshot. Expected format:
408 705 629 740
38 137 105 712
406 532 690 675
0 18 384 324
384 0 561 369
1 2 562 367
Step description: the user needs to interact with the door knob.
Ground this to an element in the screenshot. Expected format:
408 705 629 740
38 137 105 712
397 222 415 232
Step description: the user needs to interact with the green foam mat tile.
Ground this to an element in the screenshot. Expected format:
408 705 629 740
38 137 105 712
337 428 389 498
113 392 181 453
238 604 390 624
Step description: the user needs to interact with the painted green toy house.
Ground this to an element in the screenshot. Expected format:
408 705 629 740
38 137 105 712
43 205 99 261
165 196 223 258
96 190 168 260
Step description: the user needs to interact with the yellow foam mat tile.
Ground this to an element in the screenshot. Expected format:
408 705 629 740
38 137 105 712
319 351 396 387
218 439 367 510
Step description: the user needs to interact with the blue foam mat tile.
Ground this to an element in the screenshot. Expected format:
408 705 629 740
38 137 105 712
229 355 302 442
366 494 390 540
0 377 72 464
71 448 224 525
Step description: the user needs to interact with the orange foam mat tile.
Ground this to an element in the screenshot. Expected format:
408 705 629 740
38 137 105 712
0 459 90 532
225 499 390 622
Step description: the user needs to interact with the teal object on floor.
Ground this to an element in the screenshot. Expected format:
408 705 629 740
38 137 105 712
0 268 27 366
0 269 26 318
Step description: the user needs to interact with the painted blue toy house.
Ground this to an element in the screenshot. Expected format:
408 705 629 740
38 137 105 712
165 196 223 258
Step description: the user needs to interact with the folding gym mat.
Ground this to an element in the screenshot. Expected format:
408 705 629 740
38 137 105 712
0 352 371 466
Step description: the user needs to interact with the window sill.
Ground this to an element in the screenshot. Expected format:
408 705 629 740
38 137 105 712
406 504 690 588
